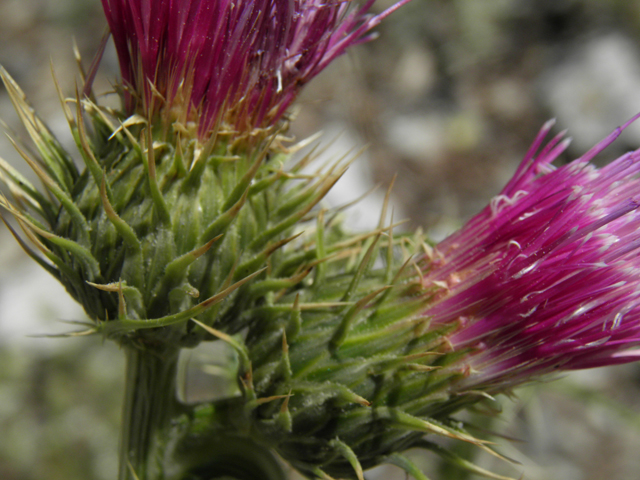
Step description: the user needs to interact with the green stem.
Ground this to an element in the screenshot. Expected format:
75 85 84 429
119 345 180 480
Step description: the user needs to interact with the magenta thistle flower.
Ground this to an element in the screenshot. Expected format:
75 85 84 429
100 0 410 138
423 116 640 392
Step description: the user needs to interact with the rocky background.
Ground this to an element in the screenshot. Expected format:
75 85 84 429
2 1 640 479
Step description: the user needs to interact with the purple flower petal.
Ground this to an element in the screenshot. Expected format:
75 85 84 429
422 116 640 391
100 0 411 138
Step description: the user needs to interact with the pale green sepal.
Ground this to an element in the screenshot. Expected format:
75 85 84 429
12 216 88 293
330 286 390 350
280 330 292 382
0 157 55 221
327 439 364 480
310 467 336 480
164 235 221 281
86 281 146 320
12 213 100 280
7 137 91 245
102 268 265 335
142 128 171 225
273 181 318 220
416 440 518 480
74 90 108 189
247 269 310 301
379 407 485 445
45 234 101 280
292 381 370 407
314 210 327 287
249 168 345 251
0 215 60 279
200 189 248 243
234 232 303 282
287 294 302 340
382 453 432 480
191 319 251 374
276 393 293 433
100 177 141 251
221 147 268 212
247 170 284 196
340 234 380 303
0 67 77 192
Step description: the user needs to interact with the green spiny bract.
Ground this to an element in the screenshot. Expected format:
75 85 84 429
0 68 347 350
169 227 513 480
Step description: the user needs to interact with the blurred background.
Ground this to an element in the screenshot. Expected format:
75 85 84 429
3 0 640 479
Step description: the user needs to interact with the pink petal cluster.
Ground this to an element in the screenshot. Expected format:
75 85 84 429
423 116 640 391
100 0 410 137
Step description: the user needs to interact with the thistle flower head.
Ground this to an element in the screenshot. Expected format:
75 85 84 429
100 0 409 139
172 118 640 480
0 0 412 353
424 116 640 392
0 70 359 352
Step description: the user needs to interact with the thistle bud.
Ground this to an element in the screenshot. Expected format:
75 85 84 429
0 0 409 351
171 118 640 480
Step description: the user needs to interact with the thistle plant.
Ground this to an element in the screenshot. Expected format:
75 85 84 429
2 1 640 480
